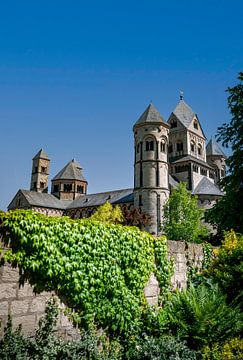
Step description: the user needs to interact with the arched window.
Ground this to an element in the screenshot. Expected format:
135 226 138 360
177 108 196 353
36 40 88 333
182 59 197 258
191 141 195 152
198 144 202 156
64 183 72 192
194 120 198 129
145 140 154 151
176 141 183 152
160 140 166 152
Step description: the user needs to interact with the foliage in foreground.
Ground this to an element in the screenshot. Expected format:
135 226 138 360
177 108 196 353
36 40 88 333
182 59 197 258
163 183 209 242
158 283 242 350
205 230 243 308
206 72 243 234
0 209 172 337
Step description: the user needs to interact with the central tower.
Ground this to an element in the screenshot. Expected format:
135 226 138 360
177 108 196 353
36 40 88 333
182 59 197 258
133 103 170 235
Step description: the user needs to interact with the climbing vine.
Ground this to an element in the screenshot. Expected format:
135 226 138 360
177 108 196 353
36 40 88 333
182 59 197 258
0 210 172 336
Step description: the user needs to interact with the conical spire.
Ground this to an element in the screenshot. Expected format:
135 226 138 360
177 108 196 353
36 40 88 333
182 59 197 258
134 103 168 128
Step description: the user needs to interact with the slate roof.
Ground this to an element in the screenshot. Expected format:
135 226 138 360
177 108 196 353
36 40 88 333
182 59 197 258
193 177 224 196
172 100 195 128
33 149 49 160
206 139 227 158
16 190 72 210
67 188 134 209
134 103 168 128
52 159 87 182
170 155 214 169
169 175 179 188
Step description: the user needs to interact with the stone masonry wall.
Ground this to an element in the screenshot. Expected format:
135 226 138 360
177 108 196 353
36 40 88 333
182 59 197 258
0 240 204 338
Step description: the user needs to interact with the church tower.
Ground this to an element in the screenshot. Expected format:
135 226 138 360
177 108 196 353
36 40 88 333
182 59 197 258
206 138 227 184
30 149 50 193
133 103 170 235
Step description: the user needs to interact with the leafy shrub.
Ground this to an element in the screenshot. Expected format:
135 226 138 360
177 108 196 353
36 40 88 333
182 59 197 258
126 335 198 360
201 337 243 360
89 202 124 224
0 210 172 337
163 183 209 243
205 230 243 308
0 298 122 360
159 284 242 350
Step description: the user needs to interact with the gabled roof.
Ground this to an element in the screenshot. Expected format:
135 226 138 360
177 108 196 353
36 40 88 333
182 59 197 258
206 139 227 158
33 149 49 160
67 188 134 209
193 177 223 196
8 189 71 210
52 159 87 182
134 103 168 128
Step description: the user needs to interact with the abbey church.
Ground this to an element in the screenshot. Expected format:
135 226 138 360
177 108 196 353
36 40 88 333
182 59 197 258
8 97 226 235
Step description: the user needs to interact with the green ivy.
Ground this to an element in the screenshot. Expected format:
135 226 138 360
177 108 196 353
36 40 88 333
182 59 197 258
0 210 172 337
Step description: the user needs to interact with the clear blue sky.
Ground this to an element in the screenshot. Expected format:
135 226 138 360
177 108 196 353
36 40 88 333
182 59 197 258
0 0 242 210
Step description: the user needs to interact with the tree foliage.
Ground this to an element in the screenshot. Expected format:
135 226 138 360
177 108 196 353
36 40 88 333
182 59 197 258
0 209 172 337
122 207 151 229
206 72 243 233
205 230 243 308
163 183 209 243
89 202 124 224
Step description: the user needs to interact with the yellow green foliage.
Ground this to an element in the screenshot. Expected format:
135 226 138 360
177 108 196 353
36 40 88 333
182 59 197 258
202 337 243 360
90 202 124 224
206 230 243 306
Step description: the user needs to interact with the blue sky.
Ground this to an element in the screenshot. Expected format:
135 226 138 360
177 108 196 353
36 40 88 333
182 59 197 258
0 0 242 210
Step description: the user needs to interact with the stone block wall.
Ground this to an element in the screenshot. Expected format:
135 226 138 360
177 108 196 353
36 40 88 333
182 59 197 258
0 263 79 339
0 240 204 338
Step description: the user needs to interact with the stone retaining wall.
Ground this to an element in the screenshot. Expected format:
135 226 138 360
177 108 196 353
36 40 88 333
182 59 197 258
0 240 204 338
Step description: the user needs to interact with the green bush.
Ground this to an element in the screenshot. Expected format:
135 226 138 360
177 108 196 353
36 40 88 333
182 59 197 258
163 183 209 243
201 337 243 360
126 335 198 360
159 284 242 350
205 230 243 308
0 298 121 360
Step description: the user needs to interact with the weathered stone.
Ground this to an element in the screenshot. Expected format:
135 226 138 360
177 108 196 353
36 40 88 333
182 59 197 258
12 315 36 335
1 265 19 282
0 301 9 316
29 297 46 313
18 283 34 298
11 299 29 315
0 283 16 300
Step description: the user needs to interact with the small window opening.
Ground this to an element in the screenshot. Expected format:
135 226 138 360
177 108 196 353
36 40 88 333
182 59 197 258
171 119 177 128
139 195 142 206
64 184 72 192
40 182 45 189
191 142 195 152
41 166 46 173
194 121 198 129
146 140 154 151
176 142 183 152
160 141 166 152
77 185 84 193
53 184 59 192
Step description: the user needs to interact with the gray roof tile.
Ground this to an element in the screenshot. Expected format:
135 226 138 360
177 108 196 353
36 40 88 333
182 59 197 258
206 139 227 158
134 103 168 127
172 100 195 128
20 190 71 209
193 177 223 196
68 188 134 209
171 155 215 169
33 149 50 160
52 159 87 182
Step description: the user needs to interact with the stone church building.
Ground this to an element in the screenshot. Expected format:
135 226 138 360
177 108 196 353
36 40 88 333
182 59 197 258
8 97 226 235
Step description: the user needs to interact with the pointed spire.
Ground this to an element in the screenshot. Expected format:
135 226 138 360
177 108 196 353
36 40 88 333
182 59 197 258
206 138 227 158
32 149 49 160
52 159 86 181
134 103 168 128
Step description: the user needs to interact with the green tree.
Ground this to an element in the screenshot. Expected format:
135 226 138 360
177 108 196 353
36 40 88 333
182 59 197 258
89 201 124 224
206 72 243 233
163 183 209 242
